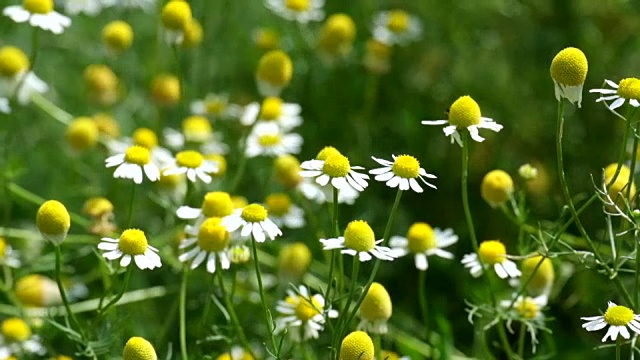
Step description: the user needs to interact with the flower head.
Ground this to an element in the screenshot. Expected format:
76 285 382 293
389 223 458 271
163 150 218 183
370 155 437 193
177 191 235 227
123 337 157 360
253 27 280 51
590 78 640 112
461 240 521 279
0 317 45 356
0 238 20 268
318 13 356 61
245 122 303 158
422 95 503 147
106 145 161 184
179 217 231 273
66 117 99 151
300 150 369 193
364 38 393 74
275 285 338 342
240 97 303 130
278 242 312 279
0 46 28 79
15 274 62 307
265 193 305 228
372 9 422 45
320 220 396 262
190 93 242 119
150 73 180 106
340 331 374 360
83 196 117 236
582 301 640 342
36 200 70 245
103 20 133 53
256 50 293 96
161 0 191 44
266 0 324 23
550 47 588 107
358 282 392 334
222 204 282 243
604 163 635 208
275 154 303 188
481 169 514 207
520 255 554 297
3 0 71 34
98 229 162 270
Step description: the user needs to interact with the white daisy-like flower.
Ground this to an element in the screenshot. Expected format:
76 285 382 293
64 0 107 15
589 78 640 112
0 98 9 114
190 93 242 119
245 122 303 158
3 0 71 34
461 240 520 279
163 127 229 154
265 0 324 23
372 9 422 45
221 203 282 243
0 318 45 358
0 72 49 105
163 150 218 183
389 223 457 271
240 97 303 130
300 153 369 193
176 191 235 230
297 177 360 205
500 294 547 353
98 229 162 270
275 285 338 342
550 47 588 107
370 154 437 193
179 217 231 274
321 220 396 262
582 301 640 342
422 95 502 147
264 193 305 229
106 128 173 168
105 145 161 184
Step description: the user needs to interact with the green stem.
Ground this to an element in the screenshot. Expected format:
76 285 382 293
126 183 136 228
99 265 133 316
324 188 340 303
373 333 382 360
180 267 189 360
418 269 429 341
229 133 249 193
336 257 360 339
216 267 254 358
616 336 621 360
172 45 184 100
517 322 526 359
636 229 640 312
54 246 84 335
461 133 479 253
250 235 278 357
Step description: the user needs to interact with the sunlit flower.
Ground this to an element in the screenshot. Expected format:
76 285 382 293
372 9 422 45
590 78 640 112
519 255 554 297
106 145 161 184
0 318 45 358
3 0 71 34
300 152 369 193
245 122 303 158
256 50 293 97
481 169 514 207
298 177 360 205
370 155 436 193
265 0 324 23
222 204 282 243
278 242 311 279
240 97 303 130
177 191 235 228
358 282 392 334
163 150 218 183
150 73 180 106
422 95 502 147
582 301 640 342
264 193 305 228
461 240 520 279
215 346 254 360
550 47 588 107
83 196 117 236
161 0 191 44
66 116 99 151
275 285 337 342
123 336 157 360
318 13 356 62
102 20 134 53
500 295 547 352
163 115 229 154
340 331 374 360
0 46 48 104
107 128 174 168
179 217 231 274
190 93 242 119
98 229 162 270
253 27 280 51
36 200 70 245
389 223 457 271
320 220 396 262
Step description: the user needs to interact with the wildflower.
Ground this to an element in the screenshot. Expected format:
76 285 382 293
275 154 303 188
340 330 374 360
83 64 118 106
0 318 45 357
520 255 554 297
240 97 303 130
604 163 636 208
501 295 547 351
370 154 436 193
161 0 192 44
64 0 106 16
321 220 396 262
582 301 640 342
318 13 356 61
265 0 324 23
150 73 180 106
177 191 235 227
253 27 279 51
461 240 520 279
179 217 230 273
298 177 360 205
256 50 293 97
215 346 254 360
36 200 70 245
364 38 392 74
275 285 338 342
300 152 369 193
422 95 503 147
163 115 215 147
123 337 157 360
107 127 173 167
372 9 422 45
106 145 161 184
358 282 392 334
83 196 117 236
205 154 226 176
0 46 47 105
3 0 71 34
15 274 62 307
245 122 303 158
0 238 20 268
182 19 203 48
550 47 588 107
278 242 312 279
389 223 458 271
102 20 134 54
163 150 218 183
222 204 282 243
66 116 99 151
265 193 304 228
98 229 162 270
190 93 242 119
518 163 538 180
481 169 514 207
229 245 251 264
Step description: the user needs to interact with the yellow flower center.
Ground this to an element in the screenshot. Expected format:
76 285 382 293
0 238 6 259
278 242 312 277
285 0 310 11
161 1 192 30
387 10 410 33
521 255 554 296
391 155 420 179
322 154 350 178
448 95 481 128
182 19 203 48
15 275 49 307
260 97 283 120
182 116 212 142
515 297 539 319
124 146 151 166
118 229 149 256
102 20 134 53
478 240 507 265
197 217 229 252
257 50 293 87
83 197 114 218
275 154 302 188
176 150 204 169
254 28 280 51
617 78 640 101
481 169 514 207
291 296 322 321
201 192 234 218
36 200 71 238
320 14 356 51
316 146 341 160
94 113 121 139
205 98 226 115
132 128 158 149
0 46 29 78
151 74 181 106
406 222 435 253
343 220 376 252
265 193 292 217
550 47 588 86
1 318 31 343
258 134 282 147
605 163 636 208
340 331 374 360
241 204 268 223
23 0 53 14
123 336 158 360
66 117 99 151
604 305 635 326
360 282 392 321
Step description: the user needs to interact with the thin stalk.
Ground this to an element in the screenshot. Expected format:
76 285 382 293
54 246 84 335
229 132 249 193
126 183 136 228
517 322 526 359
99 265 133 316
216 267 254 358
179 267 189 360
373 333 382 360
337 257 360 339
617 336 621 360
461 133 479 253
418 270 429 341
250 235 279 357
636 229 640 311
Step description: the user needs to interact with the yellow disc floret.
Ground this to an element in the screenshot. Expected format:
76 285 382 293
118 229 148 256
182 19 203 48
150 74 180 106
448 95 481 128
241 204 268 222
316 146 341 160
1 318 31 343
205 98 226 115
197 217 229 252
550 47 588 86
15 274 61 307
340 331 374 360
182 115 212 142
391 155 420 179
343 220 376 252
66 117 99 151
23 0 53 14
293 296 322 321
406 222 436 253
257 50 293 88
604 305 635 326
516 297 540 319
285 0 310 12
93 113 120 139
161 1 192 31
83 64 118 93
36 200 70 244
360 282 392 321
265 193 292 217
278 242 312 278
258 134 282 147
319 14 356 56
275 154 302 188
481 169 514 207
617 78 640 101
0 46 29 78
125 146 151 166
201 192 234 218
123 336 158 360
260 97 283 120
322 154 351 178
521 255 554 297
254 28 280 51
478 240 507 265
82 197 114 218
103 20 134 53
132 128 158 149
176 150 204 169
387 10 410 33
604 163 636 208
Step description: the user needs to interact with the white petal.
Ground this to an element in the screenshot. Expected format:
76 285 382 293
415 253 428 270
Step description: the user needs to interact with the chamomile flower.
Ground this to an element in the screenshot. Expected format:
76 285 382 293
0 238 20 268
389 223 458 271
3 0 71 34
163 150 218 183
582 301 640 342
245 122 303 158
123 336 157 360
240 97 303 130
358 282 392 334
215 346 254 360
517 255 555 298
550 47 588 107
106 145 161 184
500 295 547 352
300 153 369 193
98 229 162 270
589 78 640 112
256 50 293 97
107 128 173 167
481 169 514 207
340 331 374 360
265 0 324 23
0 318 45 357
177 191 235 228
278 242 312 279
320 220 396 262
370 155 437 193
161 0 191 44
275 285 337 342
163 115 229 154
461 240 521 279
179 217 231 274
264 193 305 228
222 204 282 243
190 93 242 119
372 9 422 45
422 95 503 147
0 46 48 104
36 200 70 245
